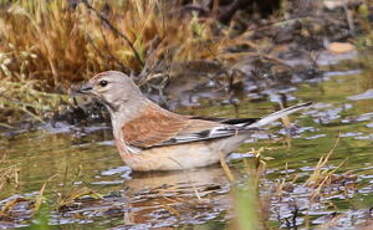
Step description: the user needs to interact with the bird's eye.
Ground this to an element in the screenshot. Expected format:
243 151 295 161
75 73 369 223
99 80 108 87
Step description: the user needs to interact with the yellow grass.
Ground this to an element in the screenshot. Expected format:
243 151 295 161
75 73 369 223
0 0 246 86
0 0 249 122
0 154 19 194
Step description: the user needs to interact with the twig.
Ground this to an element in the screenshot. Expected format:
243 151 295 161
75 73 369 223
0 123 14 129
0 93 46 123
81 0 144 67
342 0 355 35
220 151 235 182
86 33 130 74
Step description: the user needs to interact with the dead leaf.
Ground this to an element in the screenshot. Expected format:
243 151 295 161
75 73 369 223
327 42 355 54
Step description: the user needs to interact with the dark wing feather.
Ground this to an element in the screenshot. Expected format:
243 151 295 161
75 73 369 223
189 116 259 126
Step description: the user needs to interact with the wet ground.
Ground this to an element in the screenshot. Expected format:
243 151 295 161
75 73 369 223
0 49 372 229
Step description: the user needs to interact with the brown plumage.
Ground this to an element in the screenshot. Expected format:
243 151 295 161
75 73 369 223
122 104 187 148
77 71 311 171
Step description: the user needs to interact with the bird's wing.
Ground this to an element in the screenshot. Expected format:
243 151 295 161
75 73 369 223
122 105 242 149
122 102 312 149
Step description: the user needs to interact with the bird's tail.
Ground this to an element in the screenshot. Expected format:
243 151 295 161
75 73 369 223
245 102 312 128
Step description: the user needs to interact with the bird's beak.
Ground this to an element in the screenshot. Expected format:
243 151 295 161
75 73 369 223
69 82 94 97
77 83 93 94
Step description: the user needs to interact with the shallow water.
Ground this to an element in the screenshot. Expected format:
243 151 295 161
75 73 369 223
0 52 372 229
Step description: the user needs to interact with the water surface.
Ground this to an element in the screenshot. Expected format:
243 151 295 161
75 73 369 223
1 53 372 229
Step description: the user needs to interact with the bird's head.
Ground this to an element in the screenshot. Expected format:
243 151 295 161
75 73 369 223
77 71 143 112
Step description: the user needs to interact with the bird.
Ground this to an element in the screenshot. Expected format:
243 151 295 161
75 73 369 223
76 71 311 171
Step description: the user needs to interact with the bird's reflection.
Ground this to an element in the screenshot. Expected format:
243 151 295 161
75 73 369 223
119 166 232 228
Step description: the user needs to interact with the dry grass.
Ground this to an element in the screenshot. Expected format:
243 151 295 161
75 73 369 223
55 165 101 210
303 136 346 201
271 137 344 198
0 80 69 123
0 0 251 122
0 154 19 194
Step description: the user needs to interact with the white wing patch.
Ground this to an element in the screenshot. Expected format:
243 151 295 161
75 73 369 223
144 125 246 148
126 144 143 154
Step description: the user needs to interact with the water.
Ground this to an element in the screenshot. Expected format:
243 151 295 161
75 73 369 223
0 53 372 229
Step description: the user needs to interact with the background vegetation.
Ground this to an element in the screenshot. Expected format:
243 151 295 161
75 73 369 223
0 0 371 125
0 0 250 124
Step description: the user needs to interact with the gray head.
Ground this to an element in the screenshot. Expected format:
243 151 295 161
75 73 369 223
78 71 146 113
